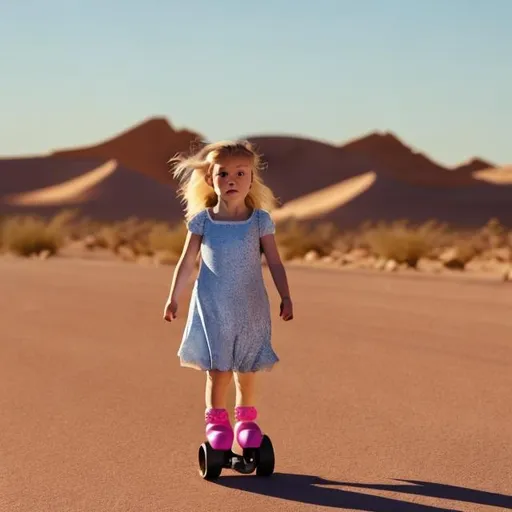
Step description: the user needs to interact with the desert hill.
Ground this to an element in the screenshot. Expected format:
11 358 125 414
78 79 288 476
1 116 511 227
0 156 182 221
453 157 495 174
248 130 499 205
273 171 512 228
52 117 201 184
246 135 373 204
338 132 489 186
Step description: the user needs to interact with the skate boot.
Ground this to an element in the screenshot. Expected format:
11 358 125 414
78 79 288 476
234 406 263 449
205 408 234 451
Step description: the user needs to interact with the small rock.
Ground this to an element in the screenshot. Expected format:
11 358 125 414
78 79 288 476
492 247 512 263
118 245 136 262
344 248 368 263
153 250 179 266
374 258 387 270
321 255 335 264
384 259 398 272
304 250 319 262
329 249 345 260
439 247 468 270
39 249 51 260
502 267 512 282
137 255 154 266
83 235 97 250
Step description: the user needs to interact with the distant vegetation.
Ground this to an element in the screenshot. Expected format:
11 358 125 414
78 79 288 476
0 210 75 257
0 210 510 278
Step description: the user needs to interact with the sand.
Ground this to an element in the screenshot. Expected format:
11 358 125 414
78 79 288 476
271 171 376 222
1 118 511 226
4 159 117 206
1 257 511 512
474 166 512 185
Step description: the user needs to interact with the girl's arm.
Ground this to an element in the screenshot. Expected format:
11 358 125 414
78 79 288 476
164 232 202 320
260 233 292 303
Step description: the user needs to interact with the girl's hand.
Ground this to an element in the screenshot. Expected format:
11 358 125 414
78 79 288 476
280 297 294 321
163 298 178 322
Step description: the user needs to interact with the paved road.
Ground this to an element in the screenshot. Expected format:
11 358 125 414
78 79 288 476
1 257 511 512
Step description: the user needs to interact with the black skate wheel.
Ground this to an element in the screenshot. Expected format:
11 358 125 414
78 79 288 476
198 442 224 480
255 435 275 477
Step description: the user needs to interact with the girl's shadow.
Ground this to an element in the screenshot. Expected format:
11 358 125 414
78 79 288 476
215 473 512 511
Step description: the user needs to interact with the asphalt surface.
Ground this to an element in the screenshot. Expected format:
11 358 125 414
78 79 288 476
1 257 511 512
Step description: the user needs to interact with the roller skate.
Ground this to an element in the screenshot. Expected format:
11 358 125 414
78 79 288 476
234 406 263 448
204 408 234 451
197 406 275 480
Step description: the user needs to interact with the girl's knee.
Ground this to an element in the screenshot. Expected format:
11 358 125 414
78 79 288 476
207 370 233 384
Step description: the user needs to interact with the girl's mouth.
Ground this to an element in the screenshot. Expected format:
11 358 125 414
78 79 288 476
226 189 238 194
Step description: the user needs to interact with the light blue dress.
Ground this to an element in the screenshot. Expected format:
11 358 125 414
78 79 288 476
177 208 280 373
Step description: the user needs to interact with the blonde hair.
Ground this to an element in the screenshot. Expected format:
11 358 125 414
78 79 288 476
170 140 278 221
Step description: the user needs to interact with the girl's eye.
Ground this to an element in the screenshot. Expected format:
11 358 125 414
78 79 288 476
219 171 228 177
238 171 245 176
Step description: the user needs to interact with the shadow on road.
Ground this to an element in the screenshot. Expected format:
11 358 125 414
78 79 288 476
336 479 512 510
215 473 511 511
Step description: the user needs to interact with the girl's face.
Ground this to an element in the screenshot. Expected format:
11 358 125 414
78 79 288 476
209 156 253 202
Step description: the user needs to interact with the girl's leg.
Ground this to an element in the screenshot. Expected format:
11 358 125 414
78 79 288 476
205 370 233 409
233 371 262 448
204 370 234 450
234 371 256 406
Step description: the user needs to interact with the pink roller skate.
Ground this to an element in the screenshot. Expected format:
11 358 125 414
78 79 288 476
198 406 275 479
204 408 234 451
234 406 263 449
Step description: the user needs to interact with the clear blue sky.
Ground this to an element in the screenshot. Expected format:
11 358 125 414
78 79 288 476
2 0 511 166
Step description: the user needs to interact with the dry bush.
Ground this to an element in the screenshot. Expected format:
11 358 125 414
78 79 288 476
478 218 508 249
0 210 76 257
147 222 187 256
67 216 104 241
275 219 339 260
87 217 168 256
94 225 124 252
363 220 447 268
440 240 480 270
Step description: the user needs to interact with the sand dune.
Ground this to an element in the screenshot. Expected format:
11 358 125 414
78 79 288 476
250 131 494 209
0 157 111 196
248 135 373 204
4 159 117 206
1 116 511 226
250 132 511 226
474 165 512 184
272 171 376 222
307 173 512 228
0 156 184 221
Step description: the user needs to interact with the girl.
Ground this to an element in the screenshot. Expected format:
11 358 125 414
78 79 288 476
163 140 293 452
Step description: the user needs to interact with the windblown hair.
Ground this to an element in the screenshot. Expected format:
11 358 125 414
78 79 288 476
170 140 278 221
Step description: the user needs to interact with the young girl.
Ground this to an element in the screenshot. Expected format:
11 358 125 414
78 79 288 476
163 140 293 452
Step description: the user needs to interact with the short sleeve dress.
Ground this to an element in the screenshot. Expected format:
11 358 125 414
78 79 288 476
177 208 279 373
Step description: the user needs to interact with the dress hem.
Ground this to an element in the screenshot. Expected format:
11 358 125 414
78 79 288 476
179 359 279 373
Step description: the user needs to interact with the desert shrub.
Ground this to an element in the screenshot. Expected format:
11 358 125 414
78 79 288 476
363 219 447 268
0 210 76 257
275 219 339 260
67 216 103 241
147 222 187 256
85 217 161 255
440 240 480 270
479 217 508 249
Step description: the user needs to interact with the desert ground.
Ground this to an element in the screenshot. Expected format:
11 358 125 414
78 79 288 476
1 256 511 512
